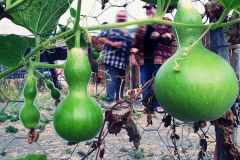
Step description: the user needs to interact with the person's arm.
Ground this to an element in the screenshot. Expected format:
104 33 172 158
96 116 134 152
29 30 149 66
98 29 123 48
131 26 145 51
130 27 145 66
98 37 123 48
152 25 175 44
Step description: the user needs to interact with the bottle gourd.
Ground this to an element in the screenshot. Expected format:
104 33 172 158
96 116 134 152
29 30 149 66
20 68 40 129
153 0 239 122
44 79 61 101
53 48 103 143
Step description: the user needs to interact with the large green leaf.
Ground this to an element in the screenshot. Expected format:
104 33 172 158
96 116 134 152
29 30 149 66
5 0 72 35
0 35 34 68
218 0 240 9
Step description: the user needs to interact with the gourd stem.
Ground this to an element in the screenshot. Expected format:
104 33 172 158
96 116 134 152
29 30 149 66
34 70 46 80
35 35 41 62
156 0 165 17
73 0 81 32
27 63 34 75
186 24 213 52
75 29 81 48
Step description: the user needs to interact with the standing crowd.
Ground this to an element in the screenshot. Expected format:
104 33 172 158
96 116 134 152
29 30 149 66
92 4 176 113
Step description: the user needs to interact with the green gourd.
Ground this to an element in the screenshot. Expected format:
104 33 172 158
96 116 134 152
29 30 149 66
44 79 61 101
20 68 40 129
153 0 239 122
53 48 103 143
218 0 240 9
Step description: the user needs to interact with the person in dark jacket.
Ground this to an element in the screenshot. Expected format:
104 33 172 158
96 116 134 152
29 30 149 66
130 4 176 112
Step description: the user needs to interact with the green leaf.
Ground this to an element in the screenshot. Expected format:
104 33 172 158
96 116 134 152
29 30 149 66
218 0 240 9
5 125 18 133
9 114 19 122
70 7 76 18
0 112 9 122
0 35 34 68
24 154 47 160
6 0 73 35
12 153 48 160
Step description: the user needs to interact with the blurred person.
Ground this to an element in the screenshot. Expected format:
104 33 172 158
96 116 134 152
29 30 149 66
130 4 176 113
98 10 133 103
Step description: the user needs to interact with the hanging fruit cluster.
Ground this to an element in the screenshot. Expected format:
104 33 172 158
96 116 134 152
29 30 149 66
154 0 239 122
53 48 103 143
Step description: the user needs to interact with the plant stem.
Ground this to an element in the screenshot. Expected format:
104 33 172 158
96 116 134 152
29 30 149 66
5 0 27 12
233 9 240 15
35 35 41 62
187 24 213 52
33 62 65 69
156 0 165 17
34 70 47 80
212 17 240 29
75 29 81 48
86 17 179 30
25 29 74 60
163 0 171 14
73 0 81 31
216 8 230 24
86 16 240 31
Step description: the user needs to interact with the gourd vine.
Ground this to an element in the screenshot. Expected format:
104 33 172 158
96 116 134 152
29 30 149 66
0 0 240 159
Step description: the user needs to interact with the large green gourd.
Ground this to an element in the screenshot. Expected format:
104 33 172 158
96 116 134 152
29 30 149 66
20 68 40 129
218 0 240 9
53 48 103 142
153 0 239 122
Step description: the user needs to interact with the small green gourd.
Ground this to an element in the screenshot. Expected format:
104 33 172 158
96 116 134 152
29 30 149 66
153 0 239 122
44 79 61 101
53 48 103 143
20 68 40 129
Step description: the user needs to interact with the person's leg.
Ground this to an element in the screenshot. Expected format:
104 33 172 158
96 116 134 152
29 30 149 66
151 64 162 110
115 69 125 101
140 63 156 112
105 65 116 102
